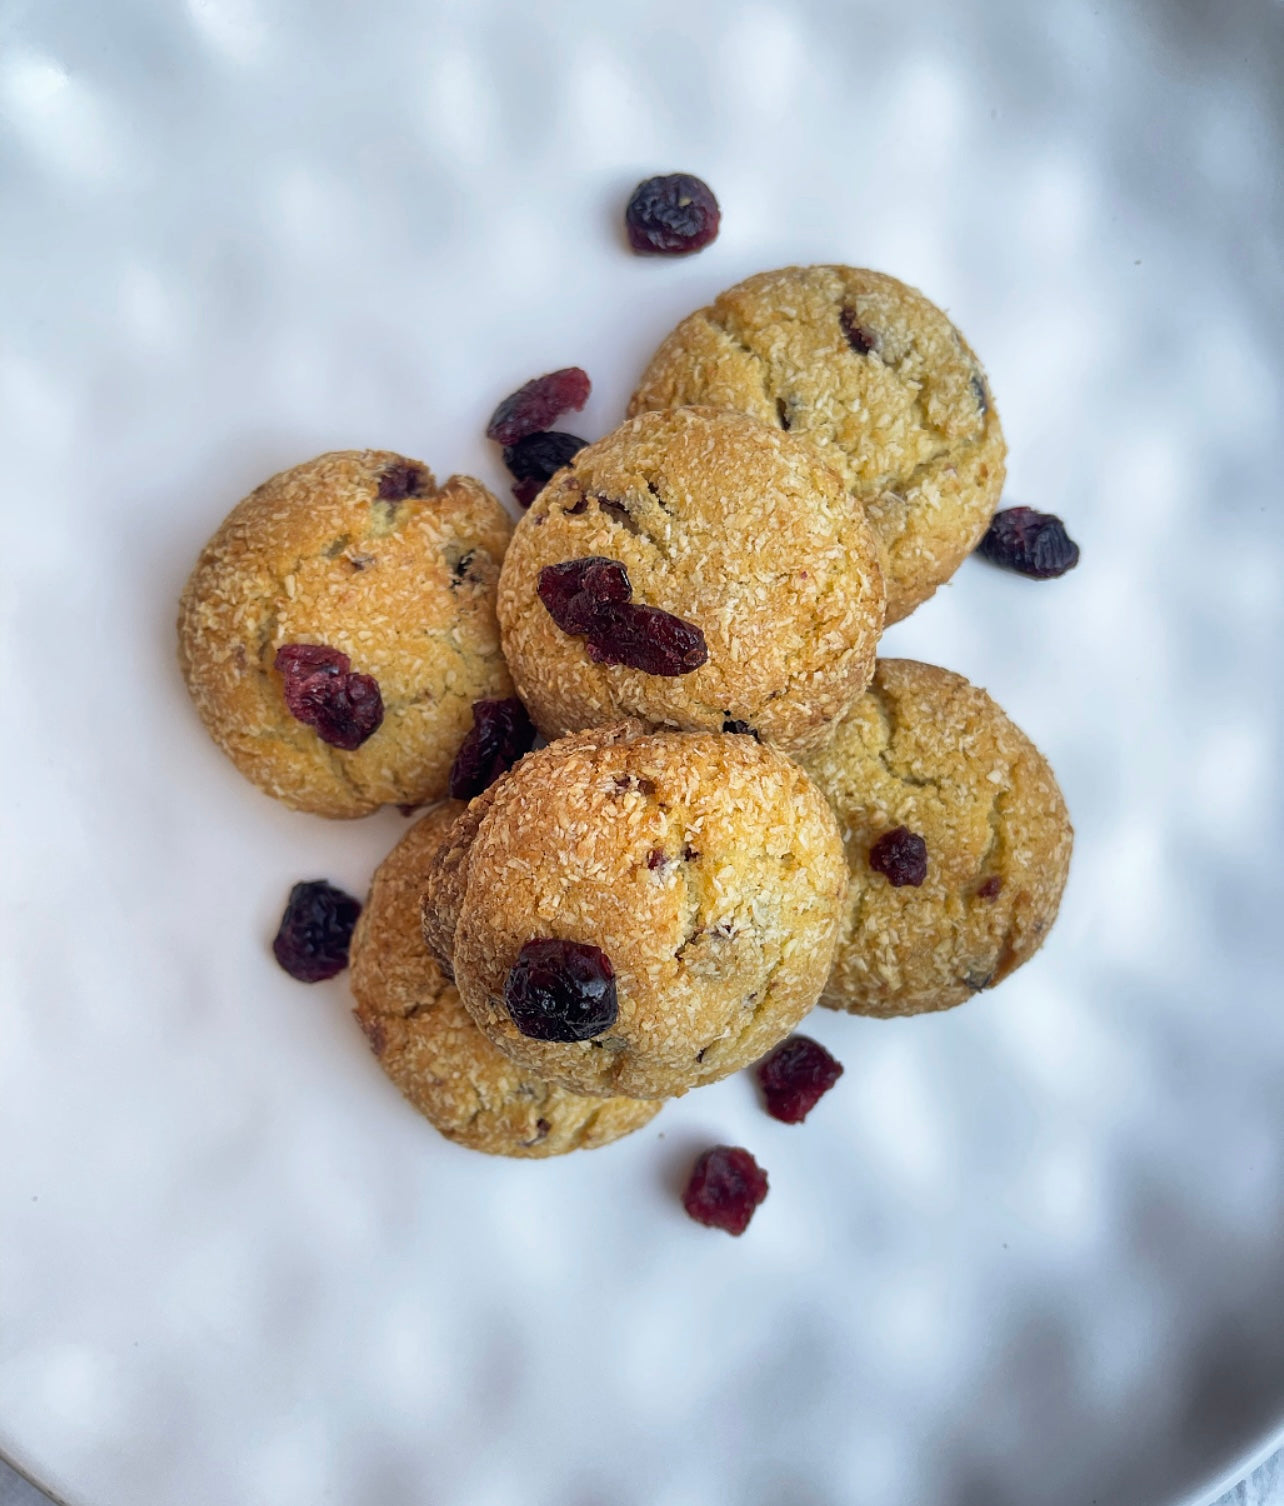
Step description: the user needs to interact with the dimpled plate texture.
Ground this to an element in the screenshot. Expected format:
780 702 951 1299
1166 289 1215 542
2 2 1283 1505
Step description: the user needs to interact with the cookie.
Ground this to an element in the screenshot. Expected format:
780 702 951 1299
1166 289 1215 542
495 407 884 758
178 450 514 818
800 659 1072 1017
423 722 848 1100
350 802 661 1157
628 266 1006 624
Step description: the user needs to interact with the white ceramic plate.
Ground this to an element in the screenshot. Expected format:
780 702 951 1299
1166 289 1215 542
3 2 1283 1503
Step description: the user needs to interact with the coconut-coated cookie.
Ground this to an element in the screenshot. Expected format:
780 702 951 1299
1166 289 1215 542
350 802 660 1157
628 266 1006 625
424 722 848 1100
801 659 1072 1017
496 407 884 758
178 451 514 818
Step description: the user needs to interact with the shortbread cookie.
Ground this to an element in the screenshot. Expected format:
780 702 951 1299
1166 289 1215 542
496 407 884 757
628 266 1005 623
801 659 1072 1017
350 802 660 1156
178 450 513 817
423 722 848 1099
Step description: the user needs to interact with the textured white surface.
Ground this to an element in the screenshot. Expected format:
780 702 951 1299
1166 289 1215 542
2 2 1283 1505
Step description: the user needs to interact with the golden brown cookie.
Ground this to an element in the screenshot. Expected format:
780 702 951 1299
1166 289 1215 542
801 659 1072 1017
628 266 1006 624
178 450 514 818
350 802 661 1157
424 722 848 1100
496 407 884 758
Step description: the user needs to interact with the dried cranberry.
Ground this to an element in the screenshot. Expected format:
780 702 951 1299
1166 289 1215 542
275 643 384 751
584 602 707 676
537 557 707 677
538 557 632 633
504 939 618 1042
501 432 589 508
722 719 758 738
839 306 876 355
756 1036 844 1124
682 1146 769 1235
976 507 1080 579
486 367 591 446
868 826 928 887
272 879 361 983
448 696 537 800
625 173 720 255
377 461 428 500
977 875 1003 901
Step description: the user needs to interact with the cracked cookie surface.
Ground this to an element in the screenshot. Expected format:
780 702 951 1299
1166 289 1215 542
801 659 1072 1017
423 722 848 1099
628 266 1006 624
496 407 885 757
351 802 660 1156
178 450 514 817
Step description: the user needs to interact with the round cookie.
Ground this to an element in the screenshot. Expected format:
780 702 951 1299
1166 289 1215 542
424 722 848 1100
350 802 661 1157
800 659 1072 1017
496 407 884 758
628 266 1006 624
178 450 514 818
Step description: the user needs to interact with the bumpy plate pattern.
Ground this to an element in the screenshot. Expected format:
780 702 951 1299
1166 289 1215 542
2 3 1283 1505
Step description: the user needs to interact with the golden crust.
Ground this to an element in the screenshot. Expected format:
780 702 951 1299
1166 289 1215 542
350 802 661 1157
628 266 1006 624
177 450 514 818
434 723 848 1100
801 659 1072 1017
496 407 885 757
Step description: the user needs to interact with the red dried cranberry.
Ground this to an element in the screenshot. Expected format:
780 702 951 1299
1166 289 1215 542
486 367 591 446
976 507 1080 579
275 643 384 751
756 1035 844 1124
868 826 928 887
977 875 1003 900
272 879 361 983
377 461 428 500
538 557 632 633
584 602 708 676
537 558 707 677
682 1146 769 1235
839 306 876 354
448 696 537 800
625 173 720 255
501 432 589 507
504 939 618 1042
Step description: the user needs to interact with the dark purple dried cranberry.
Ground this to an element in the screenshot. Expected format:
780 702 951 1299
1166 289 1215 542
275 643 384 751
377 461 428 500
486 367 591 446
448 696 537 800
272 879 361 983
504 939 617 1042
682 1146 768 1235
646 848 666 870
583 602 707 676
501 431 589 507
868 826 928 887
756 1035 844 1124
625 173 720 256
538 557 632 633
722 719 758 738
839 306 876 355
976 875 1003 901
976 507 1080 579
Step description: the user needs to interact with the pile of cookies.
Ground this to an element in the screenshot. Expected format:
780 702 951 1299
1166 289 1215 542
178 260 1074 1231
